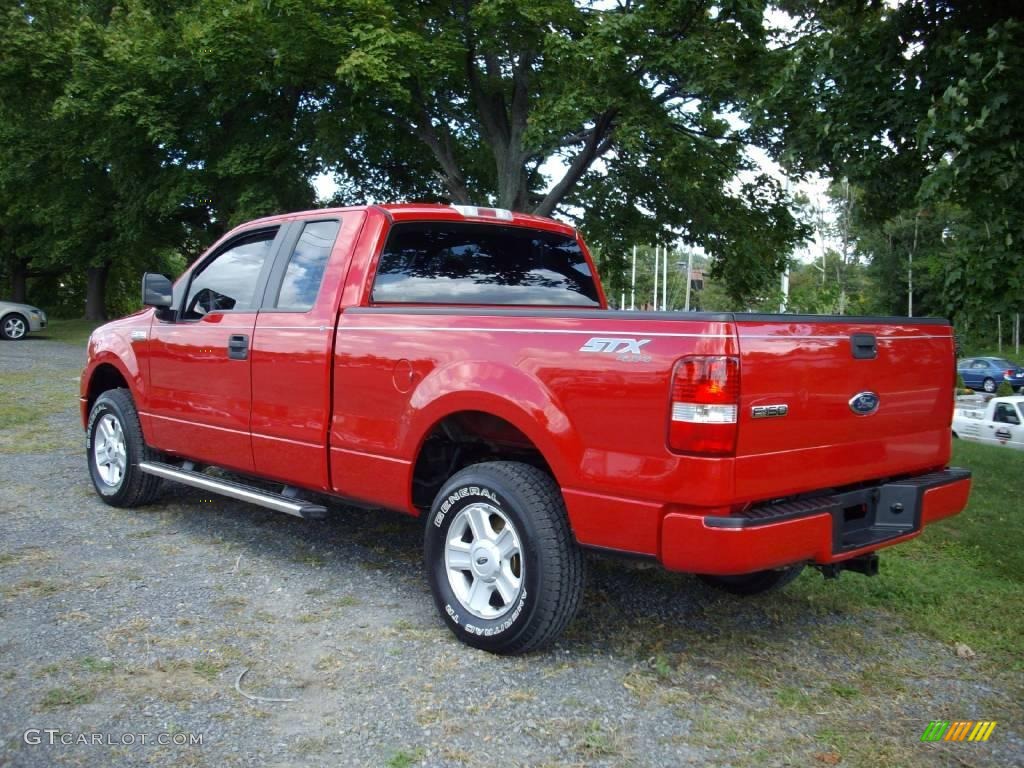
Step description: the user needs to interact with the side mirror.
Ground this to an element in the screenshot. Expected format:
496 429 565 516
142 272 176 321
142 272 173 308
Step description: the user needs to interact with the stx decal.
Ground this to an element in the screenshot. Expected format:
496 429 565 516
579 337 651 354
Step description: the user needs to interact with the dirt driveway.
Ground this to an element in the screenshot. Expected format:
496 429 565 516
0 338 1020 767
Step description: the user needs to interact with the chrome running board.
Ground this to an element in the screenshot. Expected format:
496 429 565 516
139 461 327 519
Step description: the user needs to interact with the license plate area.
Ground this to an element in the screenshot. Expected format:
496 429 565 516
832 484 919 552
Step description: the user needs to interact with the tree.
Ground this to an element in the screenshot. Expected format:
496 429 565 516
0 0 325 317
2 0 811 315
327 0 805 302
757 1 1022 330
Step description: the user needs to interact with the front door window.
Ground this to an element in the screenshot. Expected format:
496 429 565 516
183 231 276 319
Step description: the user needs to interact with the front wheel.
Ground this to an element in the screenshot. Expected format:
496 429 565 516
1 313 27 340
698 565 805 596
982 377 996 393
424 461 584 654
86 388 162 507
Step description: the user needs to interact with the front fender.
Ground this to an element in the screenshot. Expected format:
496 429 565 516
80 326 148 428
400 360 581 486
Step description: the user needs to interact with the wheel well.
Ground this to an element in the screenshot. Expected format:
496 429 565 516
411 411 553 510
86 364 129 414
2 311 27 326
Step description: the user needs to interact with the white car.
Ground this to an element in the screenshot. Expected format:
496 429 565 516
952 396 1024 451
0 300 47 340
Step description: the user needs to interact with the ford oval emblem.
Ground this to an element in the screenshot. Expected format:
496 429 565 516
849 391 880 416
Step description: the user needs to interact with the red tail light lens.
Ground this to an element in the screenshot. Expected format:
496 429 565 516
669 356 739 456
1006 369 1014 378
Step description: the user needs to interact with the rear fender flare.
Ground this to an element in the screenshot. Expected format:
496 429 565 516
401 361 580 486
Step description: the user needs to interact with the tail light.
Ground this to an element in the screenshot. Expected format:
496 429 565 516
1006 369 1014 378
669 356 739 456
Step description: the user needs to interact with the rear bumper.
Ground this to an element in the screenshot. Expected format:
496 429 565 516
659 468 971 575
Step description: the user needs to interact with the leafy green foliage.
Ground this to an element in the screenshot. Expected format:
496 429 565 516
2 0 1017 319
757 2 1023 330
1 0 807 314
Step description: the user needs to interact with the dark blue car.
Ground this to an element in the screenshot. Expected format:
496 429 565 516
958 357 1024 393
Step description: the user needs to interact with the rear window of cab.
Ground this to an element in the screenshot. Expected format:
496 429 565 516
371 221 600 306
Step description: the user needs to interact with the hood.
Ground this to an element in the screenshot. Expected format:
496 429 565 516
1 301 43 313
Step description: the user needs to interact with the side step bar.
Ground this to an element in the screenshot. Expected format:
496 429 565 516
139 461 327 519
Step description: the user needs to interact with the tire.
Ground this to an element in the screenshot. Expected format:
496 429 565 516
698 565 805 596
982 377 996 393
424 461 584 654
86 388 162 507
1 313 28 340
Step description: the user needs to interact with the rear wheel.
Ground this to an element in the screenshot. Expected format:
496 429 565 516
1 313 27 340
698 565 805 596
86 388 162 507
424 461 584 654
982 377 996 393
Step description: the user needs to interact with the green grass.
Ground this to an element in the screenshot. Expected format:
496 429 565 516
386 748 426 768
0 363 80 453
36 318 103 346
39 682 97 709
790 439 1024 668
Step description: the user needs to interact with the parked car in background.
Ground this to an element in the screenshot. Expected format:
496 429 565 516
0 300 47 340
952 396 1024 451
957 356 1024 393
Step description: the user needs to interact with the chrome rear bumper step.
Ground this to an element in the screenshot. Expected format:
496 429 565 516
139 461 327 519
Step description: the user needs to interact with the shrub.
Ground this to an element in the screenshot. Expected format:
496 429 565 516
996 380 1014 396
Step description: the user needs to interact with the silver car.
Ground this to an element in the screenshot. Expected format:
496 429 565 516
0 301 47 340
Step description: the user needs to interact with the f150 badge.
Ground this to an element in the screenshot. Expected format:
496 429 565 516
579 337 652 363
752 404 788 419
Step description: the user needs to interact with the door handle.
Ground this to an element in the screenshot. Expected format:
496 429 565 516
228 334 249 360
850 333 877 359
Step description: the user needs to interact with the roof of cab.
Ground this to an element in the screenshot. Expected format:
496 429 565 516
232 203 576 236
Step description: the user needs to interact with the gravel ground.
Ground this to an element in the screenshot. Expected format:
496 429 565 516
0 337 1021 768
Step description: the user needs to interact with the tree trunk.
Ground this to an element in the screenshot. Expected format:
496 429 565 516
9 259 28 303
85 262 110 321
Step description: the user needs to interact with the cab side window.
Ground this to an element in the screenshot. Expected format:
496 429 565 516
274 220 340 311
184 229 277 320
993 404 1020 425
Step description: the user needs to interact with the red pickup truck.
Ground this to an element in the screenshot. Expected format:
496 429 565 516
81 204 971 653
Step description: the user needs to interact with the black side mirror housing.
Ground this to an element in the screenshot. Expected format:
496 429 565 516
142 272 175 321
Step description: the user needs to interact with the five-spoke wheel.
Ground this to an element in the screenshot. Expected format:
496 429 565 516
86 388 162 507
92 413 127 488
425 461 584 654
1 314 27 340
444 502 523 620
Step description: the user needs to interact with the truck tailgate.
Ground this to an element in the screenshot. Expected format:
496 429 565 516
733 318 955 502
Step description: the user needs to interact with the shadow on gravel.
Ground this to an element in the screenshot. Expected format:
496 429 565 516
141 479 828 655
